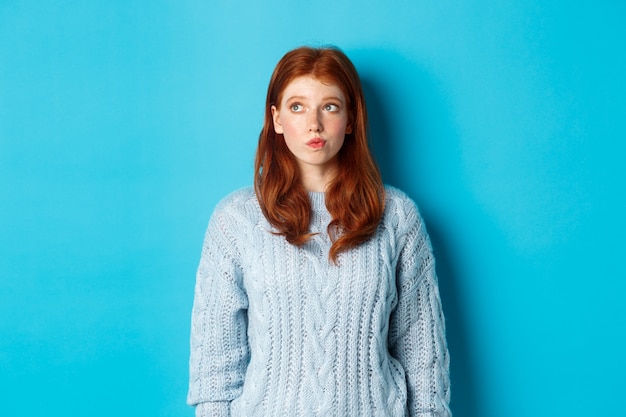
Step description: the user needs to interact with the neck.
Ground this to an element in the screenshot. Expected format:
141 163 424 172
298 164 338 192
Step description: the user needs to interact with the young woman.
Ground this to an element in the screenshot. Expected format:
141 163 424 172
187 46 451 417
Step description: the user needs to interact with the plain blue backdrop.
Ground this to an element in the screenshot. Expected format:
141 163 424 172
1 1 625 416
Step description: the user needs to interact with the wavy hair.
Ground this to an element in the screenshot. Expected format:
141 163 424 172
254 46 384 262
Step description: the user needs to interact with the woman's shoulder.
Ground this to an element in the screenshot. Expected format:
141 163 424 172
211 186 260 220
383 185 419 214
215 186 256 208
384 185 410 201
382 185 424 232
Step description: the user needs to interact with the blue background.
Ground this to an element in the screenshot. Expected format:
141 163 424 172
1 1 625 416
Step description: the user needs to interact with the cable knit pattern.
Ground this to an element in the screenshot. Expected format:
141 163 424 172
188 186 451 417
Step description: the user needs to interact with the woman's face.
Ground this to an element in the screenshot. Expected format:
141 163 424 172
272 75 352 178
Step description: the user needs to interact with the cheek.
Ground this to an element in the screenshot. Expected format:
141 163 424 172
280 120 301 151
330 117 350 135
279 116 300 137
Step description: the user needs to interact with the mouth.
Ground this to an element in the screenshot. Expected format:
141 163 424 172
306 138 326 150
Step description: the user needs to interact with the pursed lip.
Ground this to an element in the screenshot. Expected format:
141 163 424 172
306 138 326 149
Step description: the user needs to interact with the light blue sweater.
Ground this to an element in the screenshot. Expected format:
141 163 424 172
188 186 451 416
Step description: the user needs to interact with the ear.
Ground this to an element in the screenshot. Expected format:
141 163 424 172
345 123 353 134
271 105 284 134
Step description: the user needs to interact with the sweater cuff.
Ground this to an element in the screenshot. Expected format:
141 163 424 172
195 401 230 417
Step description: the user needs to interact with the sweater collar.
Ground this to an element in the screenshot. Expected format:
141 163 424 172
308 191 327 212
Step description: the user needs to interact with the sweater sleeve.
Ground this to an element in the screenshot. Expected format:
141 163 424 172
388 201 451 417
187 204 250 417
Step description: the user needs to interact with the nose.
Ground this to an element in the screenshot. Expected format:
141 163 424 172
308 110 323 132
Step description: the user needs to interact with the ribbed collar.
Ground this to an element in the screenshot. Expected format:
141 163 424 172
308 191 327 212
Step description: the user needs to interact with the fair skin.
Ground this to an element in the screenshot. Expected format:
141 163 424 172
272 75 352 192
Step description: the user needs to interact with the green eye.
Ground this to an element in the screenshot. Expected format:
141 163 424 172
325 104 340 112
290 104 303 112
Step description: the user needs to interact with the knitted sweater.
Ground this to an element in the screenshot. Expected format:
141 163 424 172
187 186 451 417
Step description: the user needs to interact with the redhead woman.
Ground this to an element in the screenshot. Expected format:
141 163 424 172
187 46 452 417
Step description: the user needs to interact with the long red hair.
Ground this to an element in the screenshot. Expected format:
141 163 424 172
254 46 384 262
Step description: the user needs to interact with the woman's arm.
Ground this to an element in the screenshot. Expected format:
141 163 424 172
187 207 249 417
388 202 451 417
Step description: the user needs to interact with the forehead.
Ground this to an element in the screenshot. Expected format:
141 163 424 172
280 75 346 102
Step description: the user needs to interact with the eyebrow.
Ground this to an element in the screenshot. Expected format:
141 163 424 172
285 95 344 102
